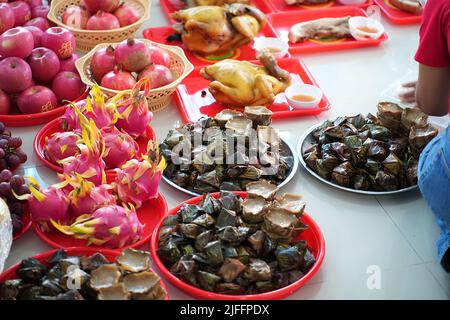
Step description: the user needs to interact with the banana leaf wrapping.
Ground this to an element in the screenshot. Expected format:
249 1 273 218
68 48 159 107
303 102 439 191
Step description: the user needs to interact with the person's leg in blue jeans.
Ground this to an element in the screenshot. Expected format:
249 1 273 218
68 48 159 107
418 125 450 272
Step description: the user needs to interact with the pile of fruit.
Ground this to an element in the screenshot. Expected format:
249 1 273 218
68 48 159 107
0 1 85 115
89 38 174 91
61 0 141 30
44 81 153 170
0 1 51 36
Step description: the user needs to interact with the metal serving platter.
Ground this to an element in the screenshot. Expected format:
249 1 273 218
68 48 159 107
163 139 299 197
297 123 418 196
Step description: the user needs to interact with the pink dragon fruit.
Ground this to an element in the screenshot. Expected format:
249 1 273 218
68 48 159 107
62 99 86 132
100 125 139 169
115 141 166 208
15 177 71 231
60 109 106 186
113 79 154 139
51 204 143 248
44 131 81 165
63 85 118 131
66 174 117 220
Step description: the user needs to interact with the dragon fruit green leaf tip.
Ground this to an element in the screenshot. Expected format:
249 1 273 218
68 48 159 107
115 141 166 209
51 203 144 249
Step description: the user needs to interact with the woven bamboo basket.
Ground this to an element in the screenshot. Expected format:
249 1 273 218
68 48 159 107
48 0 150 52
75 39 194 112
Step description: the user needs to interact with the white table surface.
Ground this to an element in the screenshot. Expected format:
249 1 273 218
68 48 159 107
4 2 450 300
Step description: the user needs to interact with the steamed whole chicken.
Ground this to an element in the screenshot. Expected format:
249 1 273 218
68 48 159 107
200 51 291 106
289 16 351 43
171 4 266 55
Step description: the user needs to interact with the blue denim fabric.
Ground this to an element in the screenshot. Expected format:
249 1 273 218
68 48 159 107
418 124 450 262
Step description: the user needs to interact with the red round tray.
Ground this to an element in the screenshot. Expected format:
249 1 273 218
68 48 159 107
0 90 88 127
34 117 156 182
12 208 32 241
33 193 168 250
0 247 170 300
150 191 325 300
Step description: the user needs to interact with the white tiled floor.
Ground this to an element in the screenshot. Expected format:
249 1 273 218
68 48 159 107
3 2 449 299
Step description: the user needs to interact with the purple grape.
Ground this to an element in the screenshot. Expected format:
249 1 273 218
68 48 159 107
0 159 7 171
16 184 29 196
0 139 8 149
8 201 24 216
10 175 25 191
0 122 4 134
11 214 23 234
0 149 5 159
0 182 11 198
0 169 12 182
8 137 22 148
16 149 27 163
6 154 21 169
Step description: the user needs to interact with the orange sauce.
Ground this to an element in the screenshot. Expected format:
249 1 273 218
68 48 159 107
291 94 316 102
265 47 282 53
357 25 379 34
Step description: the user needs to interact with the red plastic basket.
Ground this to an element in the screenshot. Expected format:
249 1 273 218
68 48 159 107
374 0 422 25
174 57 330 123
267 6 388 54
150 192 325 300
0 247 170 300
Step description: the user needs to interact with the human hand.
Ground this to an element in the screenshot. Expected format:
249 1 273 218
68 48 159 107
398 80 417 104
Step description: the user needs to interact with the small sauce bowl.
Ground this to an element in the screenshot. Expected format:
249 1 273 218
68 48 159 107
349 17 384 41
285 84 323 109
253 37 289 59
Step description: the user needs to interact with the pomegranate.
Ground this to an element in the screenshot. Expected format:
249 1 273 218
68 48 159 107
28 47 60 82
9 1 31 27
138 64 174 89
101 68 136 90
0 3 15 34
115 38 151 72
41 27 75 59
147 45 172 68
114 3 140 27
62 5 90 29
0 57 32 93
90 45 115 82
31 5 49 19
0 89 10 114
17 85 57 114
24 0 42 8
24 25 43 47
24 17 50 31
52 71 85 102
84 0 120 14
59 53 79 72
0 27 34 58
86 11 120 30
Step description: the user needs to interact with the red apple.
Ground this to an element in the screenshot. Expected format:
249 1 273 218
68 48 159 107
24 0 42 8
28 47 60 82
0 3 15 34
59 53 79 72
0 27 34 58
147 45 172 68
24 25 43 47
9 1 31 27
24 17 50 31
41 27 75 59
0 89 10 114
138 64 174 89
0 57 33 93
31 5 49 19
17 85 57 114
52 71 85 102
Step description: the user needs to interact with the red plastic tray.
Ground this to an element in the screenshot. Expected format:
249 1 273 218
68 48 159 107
267 7 388 54
0 89 88 127
0 247 170 300
12 208 31 241
150 191 325 300
268 0 374 12
160 0 275 24
32 193 167 250
34 117 156 182
374 0 422 25
143 25 282 68
174 57 330 123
